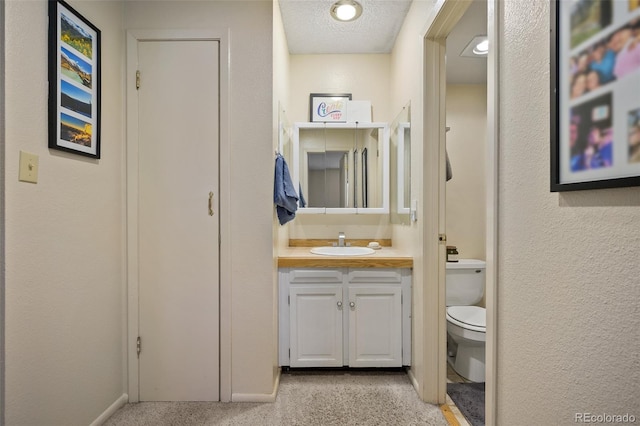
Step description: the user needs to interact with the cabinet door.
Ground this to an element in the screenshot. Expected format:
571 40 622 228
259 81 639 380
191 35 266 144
290 286 343 367
348 286 402 367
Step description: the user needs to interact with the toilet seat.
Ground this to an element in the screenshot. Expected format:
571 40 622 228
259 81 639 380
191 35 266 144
446 306 486 332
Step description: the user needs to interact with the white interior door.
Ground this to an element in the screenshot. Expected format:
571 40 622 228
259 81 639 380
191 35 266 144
137 39 220 401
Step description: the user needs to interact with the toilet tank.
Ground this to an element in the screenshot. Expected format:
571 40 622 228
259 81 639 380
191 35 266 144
446 259 486 306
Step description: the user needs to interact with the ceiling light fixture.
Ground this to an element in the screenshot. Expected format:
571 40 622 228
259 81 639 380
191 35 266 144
473 39 489 55
330 0 363 22
460 35 489 58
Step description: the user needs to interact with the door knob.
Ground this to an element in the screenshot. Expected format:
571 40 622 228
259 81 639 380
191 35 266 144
349 302 355 308
337 301 343 309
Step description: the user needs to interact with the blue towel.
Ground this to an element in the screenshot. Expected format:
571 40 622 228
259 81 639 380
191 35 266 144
298 182 307 208
274 154 299 225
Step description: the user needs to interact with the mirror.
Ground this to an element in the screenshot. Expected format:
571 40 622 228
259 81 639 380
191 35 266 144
307 151 349 207
391 102 411 217
293 123 389 214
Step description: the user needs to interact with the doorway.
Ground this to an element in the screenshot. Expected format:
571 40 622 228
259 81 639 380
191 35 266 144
0 1 5 421
421 0 498 423
126 32 222 402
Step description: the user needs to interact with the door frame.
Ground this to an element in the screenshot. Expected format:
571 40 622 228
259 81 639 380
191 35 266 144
420 0 499 423
125 29 232 402
0 1 5 423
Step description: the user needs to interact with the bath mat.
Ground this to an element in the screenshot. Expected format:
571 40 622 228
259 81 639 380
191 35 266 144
447 382 485 426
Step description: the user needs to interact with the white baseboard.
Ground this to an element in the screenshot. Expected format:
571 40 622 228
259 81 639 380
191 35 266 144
90 393 128 426
407 369 419 393
231 370 281 403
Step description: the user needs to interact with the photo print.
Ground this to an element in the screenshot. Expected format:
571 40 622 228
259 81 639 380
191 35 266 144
629 108 640 163
570 93 613 172
570 0 612 48
48 0 101 158
551 0 640 190
569 16 640 101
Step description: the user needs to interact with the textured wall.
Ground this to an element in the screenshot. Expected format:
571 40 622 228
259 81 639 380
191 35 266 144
497 0 640 423
4 1 125 424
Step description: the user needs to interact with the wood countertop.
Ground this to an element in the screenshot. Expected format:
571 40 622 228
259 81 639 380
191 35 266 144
278 246 413 268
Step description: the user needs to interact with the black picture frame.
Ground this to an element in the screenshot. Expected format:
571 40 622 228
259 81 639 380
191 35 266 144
309 93 352 122
48 0 101 159
551 0 640 192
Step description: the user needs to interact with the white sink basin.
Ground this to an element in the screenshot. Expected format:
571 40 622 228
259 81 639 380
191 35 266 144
310 246 376 256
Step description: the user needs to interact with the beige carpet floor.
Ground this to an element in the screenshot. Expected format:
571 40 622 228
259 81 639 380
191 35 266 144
105 370 448 426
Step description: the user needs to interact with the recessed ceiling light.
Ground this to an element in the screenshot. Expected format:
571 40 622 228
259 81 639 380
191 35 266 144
330 0 363 22
460 35 488 58
473 39 489 55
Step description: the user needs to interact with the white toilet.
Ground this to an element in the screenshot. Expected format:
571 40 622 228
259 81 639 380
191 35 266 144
446 259 486 383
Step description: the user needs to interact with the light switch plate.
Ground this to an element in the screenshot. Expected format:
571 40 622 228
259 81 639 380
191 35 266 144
19 151 39 183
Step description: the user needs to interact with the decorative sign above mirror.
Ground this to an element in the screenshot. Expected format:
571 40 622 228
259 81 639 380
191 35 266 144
292 122 389 214
309 93 351 122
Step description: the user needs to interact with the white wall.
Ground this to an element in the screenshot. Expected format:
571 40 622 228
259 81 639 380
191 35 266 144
288 54 391 124
124 1 277 398
445 84 486 260
274 0 290 254
389 0 433 400
497 1 640 423
287 54 393 240
273 0 290 387
4 1 125 424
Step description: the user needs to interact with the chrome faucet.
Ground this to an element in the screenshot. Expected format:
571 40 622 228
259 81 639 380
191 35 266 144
338 232 346 247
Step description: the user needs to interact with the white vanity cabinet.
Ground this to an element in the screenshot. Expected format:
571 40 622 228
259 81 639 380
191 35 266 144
279 268 411 368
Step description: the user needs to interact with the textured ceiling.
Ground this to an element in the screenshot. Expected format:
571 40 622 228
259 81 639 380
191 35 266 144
279 0 413 54
278 0 487 84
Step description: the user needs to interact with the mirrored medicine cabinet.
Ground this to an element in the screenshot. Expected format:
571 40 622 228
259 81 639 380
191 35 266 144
292 122 390 214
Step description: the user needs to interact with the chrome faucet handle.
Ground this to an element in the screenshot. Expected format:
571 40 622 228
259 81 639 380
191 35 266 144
338 232 345 247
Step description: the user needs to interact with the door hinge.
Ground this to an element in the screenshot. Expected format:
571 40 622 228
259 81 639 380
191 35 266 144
288 295 290 305
136 70 141 90
136 336 142 358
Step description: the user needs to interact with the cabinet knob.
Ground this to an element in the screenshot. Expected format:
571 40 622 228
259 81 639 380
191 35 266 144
337 301 342 309
349 302 355 308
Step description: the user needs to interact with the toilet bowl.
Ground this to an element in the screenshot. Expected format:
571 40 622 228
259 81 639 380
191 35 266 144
446 305 486 382
446 259 486 383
